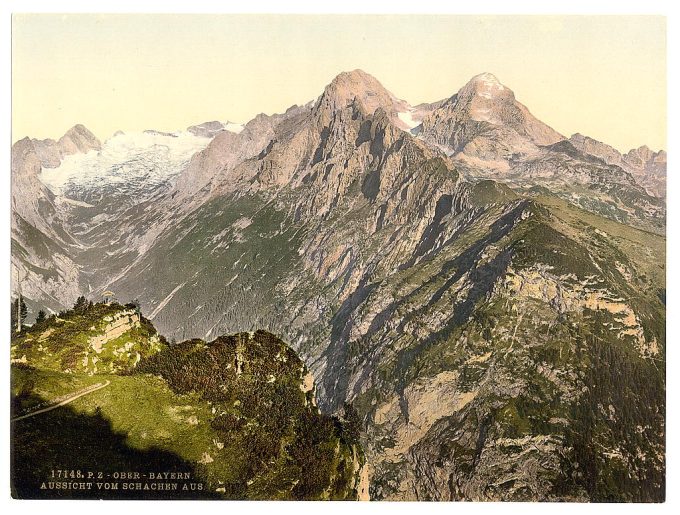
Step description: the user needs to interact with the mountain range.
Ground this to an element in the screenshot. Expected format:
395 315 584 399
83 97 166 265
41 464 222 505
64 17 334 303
10 70 666 501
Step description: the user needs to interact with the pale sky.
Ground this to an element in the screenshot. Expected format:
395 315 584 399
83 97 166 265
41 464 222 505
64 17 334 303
12 14 666 152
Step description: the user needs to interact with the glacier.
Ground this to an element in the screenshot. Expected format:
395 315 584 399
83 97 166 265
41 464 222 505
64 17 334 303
38 130 210 200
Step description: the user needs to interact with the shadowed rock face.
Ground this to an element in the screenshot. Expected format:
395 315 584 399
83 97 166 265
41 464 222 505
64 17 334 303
11 71 665 501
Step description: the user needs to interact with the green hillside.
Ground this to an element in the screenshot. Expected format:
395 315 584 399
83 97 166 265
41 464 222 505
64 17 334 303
10 304 364 500
10 301 162 374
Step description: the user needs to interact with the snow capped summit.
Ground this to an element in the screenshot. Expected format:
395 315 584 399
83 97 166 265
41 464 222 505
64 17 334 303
458 72 514 107
417 72 564 162
224 122 245 134
468 72 506 99
396 109 421 131
471 72 503 86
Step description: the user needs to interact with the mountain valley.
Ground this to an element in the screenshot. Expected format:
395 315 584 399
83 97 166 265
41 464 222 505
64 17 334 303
10 70 666 501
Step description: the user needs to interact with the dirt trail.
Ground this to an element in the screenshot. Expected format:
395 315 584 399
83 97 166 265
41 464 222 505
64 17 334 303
358 461 370 501
11 380 111 422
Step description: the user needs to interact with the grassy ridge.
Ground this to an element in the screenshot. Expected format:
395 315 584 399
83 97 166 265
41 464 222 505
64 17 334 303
11 308 363 500
10 302 162 374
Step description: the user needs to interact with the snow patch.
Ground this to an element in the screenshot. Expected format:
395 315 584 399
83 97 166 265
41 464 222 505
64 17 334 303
56 197 95 208
473 73 505 99
397 110 421 131
224 122 244 134
476 73 504 88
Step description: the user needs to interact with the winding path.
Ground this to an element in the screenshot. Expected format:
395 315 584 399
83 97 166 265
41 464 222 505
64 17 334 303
11 380 111 422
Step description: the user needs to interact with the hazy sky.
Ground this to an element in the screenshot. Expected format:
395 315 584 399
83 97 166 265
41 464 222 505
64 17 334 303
12 14 666 152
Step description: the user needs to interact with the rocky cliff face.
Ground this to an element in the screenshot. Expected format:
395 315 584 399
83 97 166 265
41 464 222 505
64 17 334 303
623 146 667 198
57 124 102 156
570 134 667 198
298 194 664 501
314 69 414 131
569 133 624 167
10 126 102 314
11 70 665 501
20 124 101 172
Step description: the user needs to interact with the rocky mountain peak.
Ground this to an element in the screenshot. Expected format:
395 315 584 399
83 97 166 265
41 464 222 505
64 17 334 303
623 145 667 197
58 124 102 156
625 145 655 163
11 138 46 182
419 73 563 159
472 71 502 84
11 137 35 159
622 145 666 169
569 133 624 166
456 72 515 107
566 134 666 199
315 69 408 122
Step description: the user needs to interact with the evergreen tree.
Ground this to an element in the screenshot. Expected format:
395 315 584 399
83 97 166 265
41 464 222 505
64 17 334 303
10 300 17 332
20 299 27 326
73 296 88 314
35 310 46 324
342 402 362 444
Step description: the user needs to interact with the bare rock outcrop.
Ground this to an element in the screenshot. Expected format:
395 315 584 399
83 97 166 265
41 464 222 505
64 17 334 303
88 309 142 352
569 134 666 198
